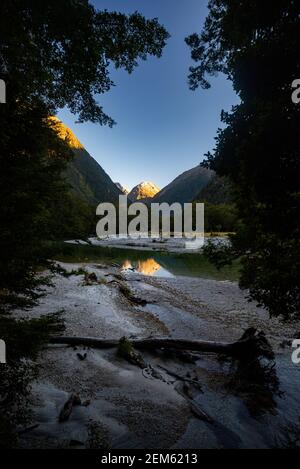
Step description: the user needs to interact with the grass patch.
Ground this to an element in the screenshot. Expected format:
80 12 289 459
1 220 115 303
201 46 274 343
117 336 135 358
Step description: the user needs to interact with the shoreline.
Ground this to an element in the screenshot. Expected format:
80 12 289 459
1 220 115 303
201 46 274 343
15 262 299 449
64 235 231 254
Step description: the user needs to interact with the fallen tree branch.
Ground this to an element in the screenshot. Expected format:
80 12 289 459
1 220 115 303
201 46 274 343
58 394 81 423
159 347 199 363
18 423 40 435
49 329 274 360
157 364 202 388
190 400 213 423
175 383 213 423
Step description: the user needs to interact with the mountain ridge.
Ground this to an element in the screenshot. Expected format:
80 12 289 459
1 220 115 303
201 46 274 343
51 117 122 206
115 182 129 195
152 164 214 204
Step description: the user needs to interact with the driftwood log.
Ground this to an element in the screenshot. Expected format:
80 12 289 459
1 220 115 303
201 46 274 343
18 423 40 435
175 383 213 423
157 364 202 388
58 393 81 423
49 329 273 360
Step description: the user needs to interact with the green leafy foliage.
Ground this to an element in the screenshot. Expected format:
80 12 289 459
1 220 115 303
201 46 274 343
0 0 169 311
0 104 72 312
0 0 169 125
204 203 238 233
0 0 169 445
186 0 300 319
197 175 233 205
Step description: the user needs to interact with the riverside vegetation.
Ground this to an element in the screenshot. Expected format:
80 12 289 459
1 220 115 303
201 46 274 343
0 0 299 448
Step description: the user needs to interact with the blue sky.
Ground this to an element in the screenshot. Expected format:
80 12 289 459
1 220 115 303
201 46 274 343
58 0 239 190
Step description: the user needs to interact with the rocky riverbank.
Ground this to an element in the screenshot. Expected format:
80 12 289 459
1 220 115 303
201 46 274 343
15 262 300 449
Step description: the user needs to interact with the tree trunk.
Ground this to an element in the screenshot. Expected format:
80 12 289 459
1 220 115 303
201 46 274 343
49 328 274 360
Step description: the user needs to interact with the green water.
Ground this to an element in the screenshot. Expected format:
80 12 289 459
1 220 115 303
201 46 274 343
48 241 240 281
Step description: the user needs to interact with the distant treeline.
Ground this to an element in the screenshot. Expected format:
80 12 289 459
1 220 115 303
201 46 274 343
195 175 238 233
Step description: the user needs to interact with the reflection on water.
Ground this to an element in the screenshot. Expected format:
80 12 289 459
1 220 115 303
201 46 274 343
122 258 174 278
120 253 239 280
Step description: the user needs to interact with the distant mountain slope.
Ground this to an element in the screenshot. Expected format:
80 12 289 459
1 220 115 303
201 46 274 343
195 175 233 204
153 164 214 204
115 182 129 195
128 181 160 201
51 117 122 206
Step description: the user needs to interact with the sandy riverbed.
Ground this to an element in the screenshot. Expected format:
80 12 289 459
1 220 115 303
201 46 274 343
16 262 300 449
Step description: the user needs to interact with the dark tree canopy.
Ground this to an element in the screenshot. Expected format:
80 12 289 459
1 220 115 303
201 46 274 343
0 0 169 125
0 0 169 311
186 0 300 319
0 0 169 308
0 0 169 445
